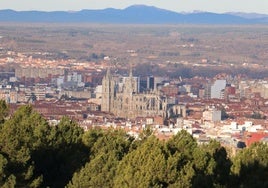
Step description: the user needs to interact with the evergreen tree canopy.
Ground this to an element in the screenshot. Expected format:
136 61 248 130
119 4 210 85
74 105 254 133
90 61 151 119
68 129 133 188
0 100 9 125
231 142 268 188
0 104 267 188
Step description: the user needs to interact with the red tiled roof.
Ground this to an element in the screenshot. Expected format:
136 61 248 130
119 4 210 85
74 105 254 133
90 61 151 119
246 132 268 146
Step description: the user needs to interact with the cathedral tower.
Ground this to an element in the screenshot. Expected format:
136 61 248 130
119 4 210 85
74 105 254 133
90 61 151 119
101 67 115 112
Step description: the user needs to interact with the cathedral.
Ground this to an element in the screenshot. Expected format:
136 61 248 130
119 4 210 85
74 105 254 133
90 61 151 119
101 68 169 119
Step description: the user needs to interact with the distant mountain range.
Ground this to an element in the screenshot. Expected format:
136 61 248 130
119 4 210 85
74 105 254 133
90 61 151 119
0 5 268 24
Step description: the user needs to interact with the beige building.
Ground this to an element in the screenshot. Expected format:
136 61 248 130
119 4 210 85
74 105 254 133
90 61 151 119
101 68 170 119
15 67 65 78
203 107 222 122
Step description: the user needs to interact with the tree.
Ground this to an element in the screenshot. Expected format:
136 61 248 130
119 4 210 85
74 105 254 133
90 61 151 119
33 116 89 188
0 100 9 125
0 106 89 187
82 128 104 148
68 129 133 188
114 136 167 187
191 147 214 187
3 104 268 187
138 126 153 140
165 132 232 187
0 154 16 187
166 130 197 158
165 131 198 187
231 142 268 187
221 108 229 120
194 140 231 187
0 105 47 187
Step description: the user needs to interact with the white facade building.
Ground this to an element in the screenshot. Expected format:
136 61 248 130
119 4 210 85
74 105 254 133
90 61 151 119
211 80 226 99
203 107 221 122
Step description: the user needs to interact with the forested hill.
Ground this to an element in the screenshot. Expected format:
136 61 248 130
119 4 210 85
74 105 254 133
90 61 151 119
0 5 268 24
0 100 267 187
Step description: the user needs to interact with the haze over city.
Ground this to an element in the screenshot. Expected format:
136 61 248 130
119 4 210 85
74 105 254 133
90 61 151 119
1 0 268 14
0 0 268 187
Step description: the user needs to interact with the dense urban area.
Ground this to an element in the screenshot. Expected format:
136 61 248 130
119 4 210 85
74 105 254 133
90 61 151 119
0 24 267 187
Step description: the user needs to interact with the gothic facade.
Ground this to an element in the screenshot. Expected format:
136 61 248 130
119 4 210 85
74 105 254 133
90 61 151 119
101 68 169 119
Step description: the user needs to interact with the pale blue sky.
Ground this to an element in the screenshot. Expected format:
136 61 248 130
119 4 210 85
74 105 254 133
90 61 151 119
0 0 267 14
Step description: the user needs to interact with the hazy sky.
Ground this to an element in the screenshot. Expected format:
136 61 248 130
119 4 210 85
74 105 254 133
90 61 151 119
0 0 268 14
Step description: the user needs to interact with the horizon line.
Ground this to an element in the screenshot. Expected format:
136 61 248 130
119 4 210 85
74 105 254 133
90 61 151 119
0 4 267 16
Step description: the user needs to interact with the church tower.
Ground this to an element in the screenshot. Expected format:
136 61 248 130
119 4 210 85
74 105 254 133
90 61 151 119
101 67 115 112
123 66 138 94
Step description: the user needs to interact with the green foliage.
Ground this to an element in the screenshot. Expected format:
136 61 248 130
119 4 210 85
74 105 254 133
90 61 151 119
167 130 197 157
0 104 267 187
0 154 10 186
231 142 268 187
49 116 84 146
68 129 133 188
69 153 118 188
165 135 231 188
89 129 132 159
32 116 89 188
82 128 104 148
0 105 47 187
193 140 231 187
0 100 9 125
114 136 168 187
0 106 89 188
1 174 16 188
138 126 153 140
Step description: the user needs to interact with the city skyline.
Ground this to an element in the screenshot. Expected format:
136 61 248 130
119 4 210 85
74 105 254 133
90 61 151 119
0 0 268 14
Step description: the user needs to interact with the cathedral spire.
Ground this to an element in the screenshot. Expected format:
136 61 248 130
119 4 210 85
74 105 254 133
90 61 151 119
106 64 112 79
129 63 133 78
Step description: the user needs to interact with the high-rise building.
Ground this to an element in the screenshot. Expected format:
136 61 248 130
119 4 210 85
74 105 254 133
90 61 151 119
211 80 226 99
147 76 154 90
